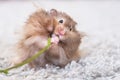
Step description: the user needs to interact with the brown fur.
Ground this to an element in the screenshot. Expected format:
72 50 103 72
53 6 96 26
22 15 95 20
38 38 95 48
14 9 82 68
46 9 82 67
14 9 54 68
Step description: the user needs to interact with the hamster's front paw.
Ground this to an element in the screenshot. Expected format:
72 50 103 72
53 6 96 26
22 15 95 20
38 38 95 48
51 34 59 44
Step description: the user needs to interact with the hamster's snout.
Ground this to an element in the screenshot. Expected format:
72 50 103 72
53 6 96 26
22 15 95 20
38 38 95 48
54 25 65 36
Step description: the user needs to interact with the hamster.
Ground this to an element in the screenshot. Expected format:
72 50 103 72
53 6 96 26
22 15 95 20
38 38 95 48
13 9 82 68
45 9 82 67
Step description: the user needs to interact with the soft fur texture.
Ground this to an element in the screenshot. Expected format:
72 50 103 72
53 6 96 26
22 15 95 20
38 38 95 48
13 9 54 68
13 9 82 68
46 9 82 67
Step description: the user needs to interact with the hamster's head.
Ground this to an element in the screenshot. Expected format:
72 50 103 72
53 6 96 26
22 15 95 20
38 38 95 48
50 9 77 39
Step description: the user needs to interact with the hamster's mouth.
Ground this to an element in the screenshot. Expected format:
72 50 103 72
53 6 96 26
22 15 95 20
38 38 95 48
55 34 65 43
51 33 65 44
55 34 61 40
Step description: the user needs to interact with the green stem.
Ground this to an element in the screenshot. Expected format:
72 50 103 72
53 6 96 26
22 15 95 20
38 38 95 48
0 38 51 74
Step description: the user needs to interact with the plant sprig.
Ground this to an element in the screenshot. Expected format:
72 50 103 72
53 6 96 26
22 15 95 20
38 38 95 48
0 38 51 74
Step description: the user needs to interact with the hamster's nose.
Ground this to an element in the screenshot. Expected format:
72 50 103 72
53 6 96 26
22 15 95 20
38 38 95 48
58 26 65 35
59 30 65 36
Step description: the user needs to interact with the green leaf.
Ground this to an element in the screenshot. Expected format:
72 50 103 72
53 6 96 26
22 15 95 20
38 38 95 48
0 38 51 74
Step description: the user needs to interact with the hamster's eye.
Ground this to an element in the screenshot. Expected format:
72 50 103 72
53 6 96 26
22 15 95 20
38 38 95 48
59 20 63 23
69 26 73 31
69 28 72 31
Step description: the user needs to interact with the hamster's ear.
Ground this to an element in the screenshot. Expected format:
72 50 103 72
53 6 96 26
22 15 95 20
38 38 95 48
50 9 58 16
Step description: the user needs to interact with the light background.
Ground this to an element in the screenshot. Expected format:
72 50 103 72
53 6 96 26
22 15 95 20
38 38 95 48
0 0 120 80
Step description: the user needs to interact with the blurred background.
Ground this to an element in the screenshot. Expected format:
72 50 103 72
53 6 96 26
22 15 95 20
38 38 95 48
0 0 120 57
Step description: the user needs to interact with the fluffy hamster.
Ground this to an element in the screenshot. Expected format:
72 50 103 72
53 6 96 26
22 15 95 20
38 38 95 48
13 9 83 68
